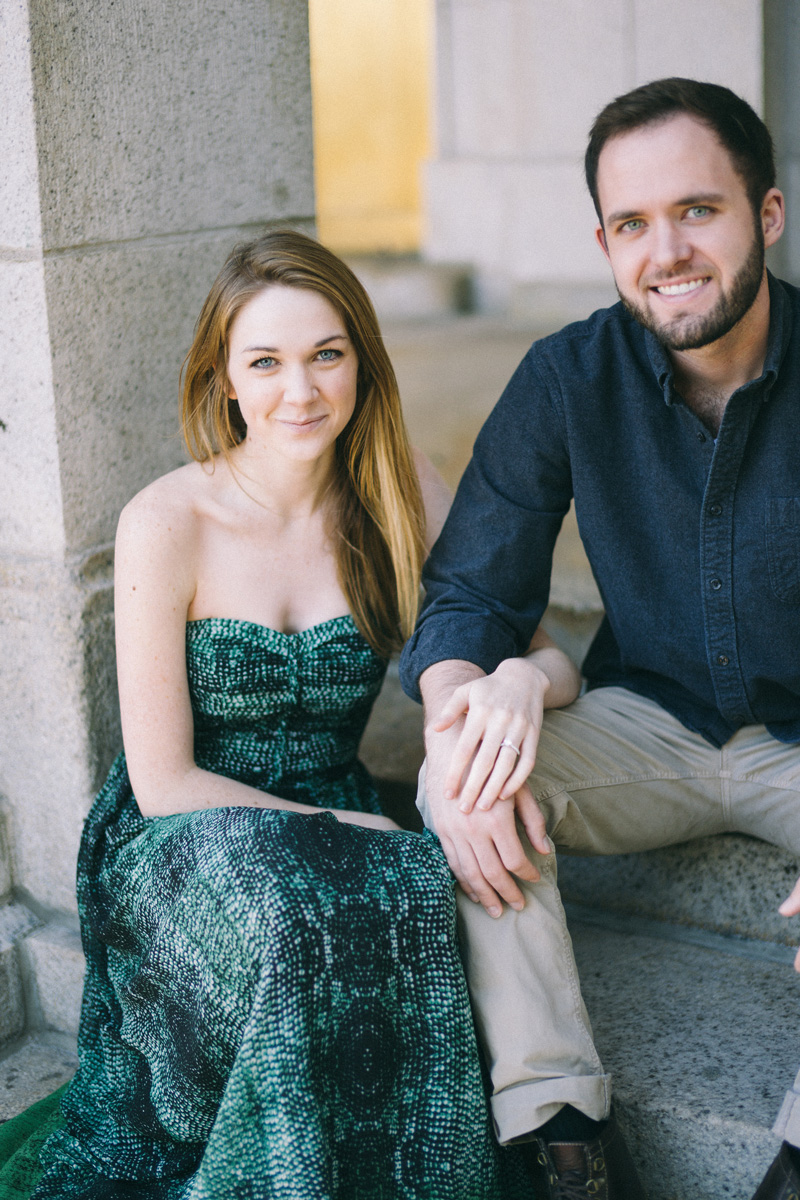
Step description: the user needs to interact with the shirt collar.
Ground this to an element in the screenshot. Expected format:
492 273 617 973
644 269 792 406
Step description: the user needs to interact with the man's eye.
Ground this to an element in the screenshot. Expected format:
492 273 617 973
619 219 643 233
686 206 711 218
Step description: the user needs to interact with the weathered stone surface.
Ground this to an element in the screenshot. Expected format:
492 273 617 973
0 558 100 909
0 1035 78 1121
27 0 314 248
20 918 84 1036
0 0 41 250
0 811 12 901
559 834 800 947
0 902 41 950
0 946 24 1047
571 916 794 1197
0 902 42 1048
0 260 64 559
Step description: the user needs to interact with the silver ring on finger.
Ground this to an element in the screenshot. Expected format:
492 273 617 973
499 737 521 757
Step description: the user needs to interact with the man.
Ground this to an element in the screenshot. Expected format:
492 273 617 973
399 77 800 1200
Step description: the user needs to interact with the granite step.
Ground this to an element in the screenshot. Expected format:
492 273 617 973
0 894 791 1200
568 909 797 1199
0 1034 77 1123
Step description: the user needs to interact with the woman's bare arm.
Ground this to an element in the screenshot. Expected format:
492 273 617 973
115 480 394 827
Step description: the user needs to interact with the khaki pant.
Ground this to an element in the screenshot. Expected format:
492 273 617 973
416 686 800 1145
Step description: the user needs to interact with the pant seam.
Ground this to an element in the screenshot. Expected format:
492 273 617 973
533 769 721 802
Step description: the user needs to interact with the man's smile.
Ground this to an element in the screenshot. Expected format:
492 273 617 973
652 276 710 296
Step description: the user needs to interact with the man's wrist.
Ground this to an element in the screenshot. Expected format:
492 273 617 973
420 658 485 722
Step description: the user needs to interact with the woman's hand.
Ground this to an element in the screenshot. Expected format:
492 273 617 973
334 810 403 831
432 656 551 814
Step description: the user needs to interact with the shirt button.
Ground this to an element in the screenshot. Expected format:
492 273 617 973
717 654 729 666
710 577 722 590
709 502 722 516
697 431 707 442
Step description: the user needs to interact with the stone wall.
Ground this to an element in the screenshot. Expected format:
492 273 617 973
765 0 800 283
0 0 315 1042
425 0 765 319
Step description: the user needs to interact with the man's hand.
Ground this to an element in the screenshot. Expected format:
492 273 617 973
423 712 549 916
779 875 800 971
432 656 551 813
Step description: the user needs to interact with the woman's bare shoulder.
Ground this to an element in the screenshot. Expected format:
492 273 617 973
115 463 224 583
412 448 453 551
118 461 214 541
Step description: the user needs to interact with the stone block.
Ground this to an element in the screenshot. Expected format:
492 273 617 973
347 257 472 323
0 563 94 910
0 1035 78 1121
571 917 794 1196
424 159 611 290
28 0 314 248
0 811 12 900
633 0 763 112
559 834 800 946
20 917 85 1036
446 0 630 159
0 904 39 1048
0 259 65 559
0 944 25 1047
0 0 42 249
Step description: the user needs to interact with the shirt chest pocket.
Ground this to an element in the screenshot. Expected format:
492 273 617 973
766 498 800 604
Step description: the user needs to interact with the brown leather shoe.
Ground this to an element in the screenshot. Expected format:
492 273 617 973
523 1113 647 1199
753 1143 800 1199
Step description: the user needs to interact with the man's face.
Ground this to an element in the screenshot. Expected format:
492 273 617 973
595 114 782 351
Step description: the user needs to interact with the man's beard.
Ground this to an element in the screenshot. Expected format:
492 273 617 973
616 225 765 351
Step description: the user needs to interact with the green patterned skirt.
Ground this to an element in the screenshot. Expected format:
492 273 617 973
10 760 525 1199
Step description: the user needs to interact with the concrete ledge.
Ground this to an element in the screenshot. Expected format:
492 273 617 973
347 256 473 323
570 915 796 1197
559 834 800 946
18 917 84 1036
0 902 42 1048
0 1034 78 1122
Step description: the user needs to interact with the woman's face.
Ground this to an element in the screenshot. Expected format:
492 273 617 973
226 285 358 463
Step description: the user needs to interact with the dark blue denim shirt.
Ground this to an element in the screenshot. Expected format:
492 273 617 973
400 273 800 747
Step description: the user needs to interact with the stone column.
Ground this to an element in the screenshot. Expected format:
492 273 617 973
765 0 800 283
0 0 314 1042
425 0 765 320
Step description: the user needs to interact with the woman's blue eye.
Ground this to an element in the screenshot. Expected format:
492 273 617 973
253 357 276 368
317 348 341 361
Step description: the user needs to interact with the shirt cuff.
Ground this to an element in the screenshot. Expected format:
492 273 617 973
399 616 521 703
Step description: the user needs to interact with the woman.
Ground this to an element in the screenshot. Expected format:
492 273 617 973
13 231 580 1198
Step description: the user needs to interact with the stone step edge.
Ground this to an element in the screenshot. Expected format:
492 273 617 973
565 901 795 965
16 915 84 1038
0 900 44 1049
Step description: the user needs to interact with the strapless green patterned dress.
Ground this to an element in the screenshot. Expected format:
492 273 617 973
25 617 522 1199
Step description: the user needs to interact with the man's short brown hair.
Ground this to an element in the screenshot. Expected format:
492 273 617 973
585 77 776 223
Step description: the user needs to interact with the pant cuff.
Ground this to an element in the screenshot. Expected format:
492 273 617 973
492 1072 613 1145
773 1068 800 1148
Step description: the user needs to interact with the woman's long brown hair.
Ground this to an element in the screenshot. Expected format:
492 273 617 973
180 229 425 658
